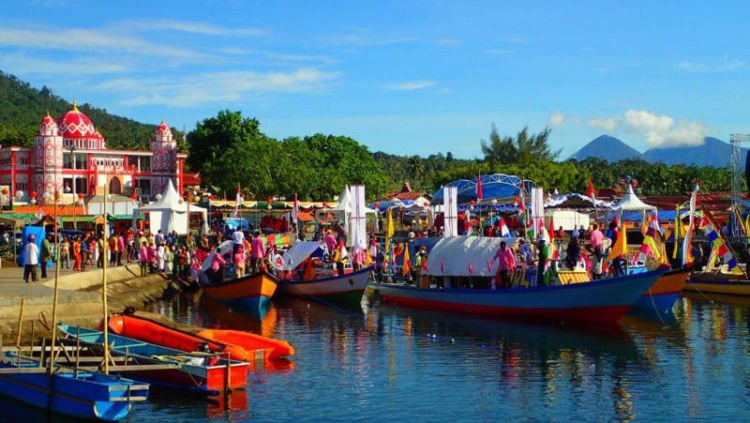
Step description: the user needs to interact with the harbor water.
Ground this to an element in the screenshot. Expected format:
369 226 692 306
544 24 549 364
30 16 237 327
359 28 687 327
4 291 750 422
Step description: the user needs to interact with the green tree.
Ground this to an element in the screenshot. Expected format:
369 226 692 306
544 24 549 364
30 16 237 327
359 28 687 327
481 125 559 165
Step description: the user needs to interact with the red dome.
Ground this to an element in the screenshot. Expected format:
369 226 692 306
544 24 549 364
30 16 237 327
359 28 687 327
155 120 172 137
38 114 59 136
58 105 97 139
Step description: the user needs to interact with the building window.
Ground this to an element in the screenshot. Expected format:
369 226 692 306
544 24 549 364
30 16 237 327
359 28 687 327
17 153 29 165
137 179 151 195
16 182 28 192
139 157 151 172
75 178 87 194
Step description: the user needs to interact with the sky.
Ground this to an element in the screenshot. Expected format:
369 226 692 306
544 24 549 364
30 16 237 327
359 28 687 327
1 0 749 159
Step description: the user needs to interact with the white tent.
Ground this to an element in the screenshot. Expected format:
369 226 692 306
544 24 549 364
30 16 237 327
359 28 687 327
133 180 208 235
426 236 518 277
611 185 657 212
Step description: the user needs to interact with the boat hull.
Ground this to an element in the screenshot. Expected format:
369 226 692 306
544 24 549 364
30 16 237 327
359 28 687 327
203 272 278 315
279 266 372 308
370 270 665 324
0 358 148 421
684 278 750 296
197 329 295 361
60 324 248 395
630 268 690 315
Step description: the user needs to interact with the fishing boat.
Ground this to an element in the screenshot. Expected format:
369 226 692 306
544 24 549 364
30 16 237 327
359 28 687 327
277 240 372 308
369 236 666 324
630 267 690 315
685 266 750 296
202 271 279 315
278 266 373 309
107 314 293 365
0 351 149 421
57 323 249 395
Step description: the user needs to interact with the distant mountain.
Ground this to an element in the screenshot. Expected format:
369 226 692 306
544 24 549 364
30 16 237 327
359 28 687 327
643 136 743 168
0 70 158 150
569 135 642 162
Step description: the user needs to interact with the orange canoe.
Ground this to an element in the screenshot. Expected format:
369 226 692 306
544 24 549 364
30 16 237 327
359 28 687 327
197 329 295 361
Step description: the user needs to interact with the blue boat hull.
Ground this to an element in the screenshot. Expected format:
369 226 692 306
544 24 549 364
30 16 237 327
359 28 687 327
631 292 680 314
222 295 272 315
0 364 147 421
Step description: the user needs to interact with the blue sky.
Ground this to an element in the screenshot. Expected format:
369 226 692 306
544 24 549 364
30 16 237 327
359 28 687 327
1 0 748 159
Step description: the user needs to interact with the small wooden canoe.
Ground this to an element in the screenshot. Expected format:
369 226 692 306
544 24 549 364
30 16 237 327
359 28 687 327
59 323 248 395
0 351 149 421
202 271 278 315
279 265 373 309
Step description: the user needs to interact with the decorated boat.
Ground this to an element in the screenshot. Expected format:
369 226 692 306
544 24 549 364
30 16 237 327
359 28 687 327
107 314 294 365
369 236 666 324
58 323 248 395
629 267 690 315
202 271 279 315
0 351 149 421
685 266 750 296
278 240 373 308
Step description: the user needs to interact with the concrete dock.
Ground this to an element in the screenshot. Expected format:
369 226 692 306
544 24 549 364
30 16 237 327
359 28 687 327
0 261 187 346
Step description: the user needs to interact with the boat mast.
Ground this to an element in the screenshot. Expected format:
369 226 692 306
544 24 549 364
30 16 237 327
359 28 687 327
102 173 110 374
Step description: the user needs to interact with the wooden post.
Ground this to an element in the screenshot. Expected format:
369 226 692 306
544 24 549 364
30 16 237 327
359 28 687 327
47 193 63 375
102 176 110 374
224 352 231 395
75 325 80 377
15 298 25 349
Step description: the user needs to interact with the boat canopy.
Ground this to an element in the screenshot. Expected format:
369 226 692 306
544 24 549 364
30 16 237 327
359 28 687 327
426 235 518 277
281 240 324 271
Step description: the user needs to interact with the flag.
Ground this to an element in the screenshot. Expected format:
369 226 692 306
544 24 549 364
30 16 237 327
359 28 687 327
476 173 483 201
518 185 526 212
672 203 680 260
640 227 661 260
402 243 411 276
548 215 559 259
385 208 394 254
498 216 510 237
681 182 699 266
233 184 242 217
293 193 299 225
607 221 628 262
586 178 595 200
468 261 474 275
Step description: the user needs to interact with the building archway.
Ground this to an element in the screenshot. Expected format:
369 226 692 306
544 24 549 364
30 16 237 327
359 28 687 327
109 176 122 195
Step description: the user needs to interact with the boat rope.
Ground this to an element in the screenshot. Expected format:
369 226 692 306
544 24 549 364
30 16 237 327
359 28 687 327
647 291 667 326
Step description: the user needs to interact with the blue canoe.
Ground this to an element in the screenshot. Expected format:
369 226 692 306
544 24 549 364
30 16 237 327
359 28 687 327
0 351 149 421
58 323 250 396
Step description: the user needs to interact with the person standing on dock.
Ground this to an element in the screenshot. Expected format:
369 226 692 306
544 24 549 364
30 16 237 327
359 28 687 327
23 235 39 283
40 233 52 278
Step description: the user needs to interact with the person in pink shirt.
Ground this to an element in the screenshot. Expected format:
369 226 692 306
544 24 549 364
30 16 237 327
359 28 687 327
251 232 266 274
588 223 605 279
493 240 516 289
323 230 337 258
138 242 149 276
210 247 227 284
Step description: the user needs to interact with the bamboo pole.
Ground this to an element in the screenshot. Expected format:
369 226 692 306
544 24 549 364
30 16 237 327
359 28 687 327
102 176 110 374
15 298 25 349
47 193 62 375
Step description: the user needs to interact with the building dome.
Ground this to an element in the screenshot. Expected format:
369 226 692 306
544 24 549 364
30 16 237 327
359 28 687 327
155 120 172 137
58 104 97 139
38 113 59 136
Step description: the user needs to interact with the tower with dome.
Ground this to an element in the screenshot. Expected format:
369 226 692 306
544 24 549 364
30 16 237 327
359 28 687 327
0 104 192 211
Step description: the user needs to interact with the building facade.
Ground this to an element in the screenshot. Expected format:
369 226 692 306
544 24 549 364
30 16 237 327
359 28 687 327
0 105 187 206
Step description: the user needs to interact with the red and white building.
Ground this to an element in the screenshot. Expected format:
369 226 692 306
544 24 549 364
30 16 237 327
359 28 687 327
0 105 188 206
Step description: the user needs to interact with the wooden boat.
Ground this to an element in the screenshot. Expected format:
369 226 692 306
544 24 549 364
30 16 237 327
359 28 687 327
278 265 373 309
202 271 278 315
630 268 690 315
197 329 295 361
108 314 293 366
685 265 750 296
58 323 248 395
0 351 149 421
369 269 666 324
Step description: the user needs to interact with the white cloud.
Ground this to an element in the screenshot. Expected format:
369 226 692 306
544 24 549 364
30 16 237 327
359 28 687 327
384 81 436 91
548 111 565 127
122 19 268 37
587 117 619 132
96 68 341 107
0 27 209 61
677 60 745 73
219 48 257 56
622 109 708 147
0 53 129 75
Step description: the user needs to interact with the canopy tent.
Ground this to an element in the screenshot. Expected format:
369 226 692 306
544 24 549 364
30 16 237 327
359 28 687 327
545 193 613 209
611 185 657 213
281 240 324 271
432 174 534 204
133 180 208 235
426 235 518 277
